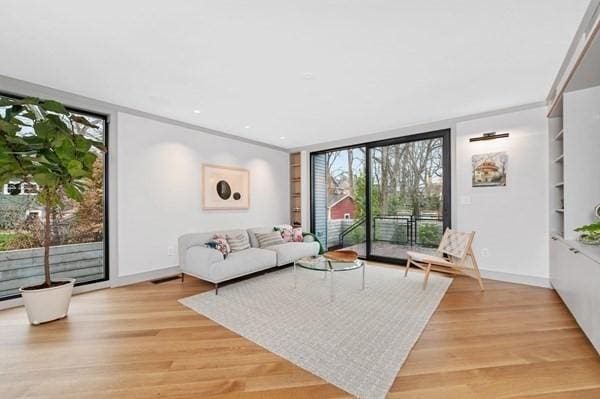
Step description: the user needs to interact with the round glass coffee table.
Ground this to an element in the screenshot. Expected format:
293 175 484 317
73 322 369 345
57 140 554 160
293 256 365 302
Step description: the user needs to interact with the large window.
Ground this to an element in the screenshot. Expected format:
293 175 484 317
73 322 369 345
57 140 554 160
0 95 109 300
311 129 450 264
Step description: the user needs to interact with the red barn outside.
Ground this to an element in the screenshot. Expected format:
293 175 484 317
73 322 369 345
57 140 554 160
328 194 356 220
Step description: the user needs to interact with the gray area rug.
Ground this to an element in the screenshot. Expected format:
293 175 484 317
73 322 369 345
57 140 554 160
179 265 452 399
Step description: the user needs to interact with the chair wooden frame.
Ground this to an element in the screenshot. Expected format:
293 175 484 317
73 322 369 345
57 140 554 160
404 228 484 290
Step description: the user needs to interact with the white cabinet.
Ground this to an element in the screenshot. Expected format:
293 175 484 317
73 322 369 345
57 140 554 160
550 236 600 353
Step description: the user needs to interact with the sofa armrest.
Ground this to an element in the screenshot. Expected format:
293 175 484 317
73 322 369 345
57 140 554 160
183 246 223 275
178 233 223 272
303 235 315 242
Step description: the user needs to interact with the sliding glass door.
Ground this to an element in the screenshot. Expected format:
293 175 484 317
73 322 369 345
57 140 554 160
311 129 450 264
367 131 449 262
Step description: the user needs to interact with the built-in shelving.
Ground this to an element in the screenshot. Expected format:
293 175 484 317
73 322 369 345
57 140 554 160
289 152 302 227
548 1 600 354
553 129 564 141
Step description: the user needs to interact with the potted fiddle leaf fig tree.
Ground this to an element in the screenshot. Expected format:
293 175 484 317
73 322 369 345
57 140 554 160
0 97 105 325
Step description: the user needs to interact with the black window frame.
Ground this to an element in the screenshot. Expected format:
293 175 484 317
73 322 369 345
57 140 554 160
0 91 110 300
310 128 451 266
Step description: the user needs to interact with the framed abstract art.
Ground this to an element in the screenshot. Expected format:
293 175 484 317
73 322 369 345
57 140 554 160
202 164 250 209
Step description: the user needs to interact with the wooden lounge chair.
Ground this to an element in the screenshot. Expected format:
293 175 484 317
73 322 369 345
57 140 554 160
405 228 484 290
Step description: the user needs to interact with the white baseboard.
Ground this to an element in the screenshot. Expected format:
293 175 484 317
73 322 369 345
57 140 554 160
0 280 110 311
479 269 551 288
111 265 181 288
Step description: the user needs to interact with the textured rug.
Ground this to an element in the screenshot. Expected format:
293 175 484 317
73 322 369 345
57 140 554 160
179 265 452 399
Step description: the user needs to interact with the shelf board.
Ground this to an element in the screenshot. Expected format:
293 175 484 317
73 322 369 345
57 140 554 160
553 154 564 163
553 129 564 141
290 194 301 197
290 178 301 182
555 209 565 213
554 182 564 188
290 163 301 167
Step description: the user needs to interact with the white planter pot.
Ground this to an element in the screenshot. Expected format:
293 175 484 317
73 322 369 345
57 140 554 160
20 278 75 325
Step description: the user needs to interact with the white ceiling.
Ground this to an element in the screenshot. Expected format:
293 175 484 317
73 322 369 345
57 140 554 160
1 1 590 149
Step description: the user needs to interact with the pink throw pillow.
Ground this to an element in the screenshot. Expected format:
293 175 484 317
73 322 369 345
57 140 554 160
213 233 231 255
292 227 303 242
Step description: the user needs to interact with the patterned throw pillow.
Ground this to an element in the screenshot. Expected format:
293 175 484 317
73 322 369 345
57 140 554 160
274 225 293 242
292 227 304 242
205 240 229 259
213 233 231 255
256 231 286 248
226 233 250 252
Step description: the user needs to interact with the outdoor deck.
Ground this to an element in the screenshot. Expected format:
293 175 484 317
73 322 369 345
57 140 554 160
342 241 438 260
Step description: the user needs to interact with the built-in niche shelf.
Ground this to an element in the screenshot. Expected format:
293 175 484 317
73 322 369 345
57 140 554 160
553 129 564 141
290 152 302 227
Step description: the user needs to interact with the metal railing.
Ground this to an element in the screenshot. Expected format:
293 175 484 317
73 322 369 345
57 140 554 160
338 215 443 250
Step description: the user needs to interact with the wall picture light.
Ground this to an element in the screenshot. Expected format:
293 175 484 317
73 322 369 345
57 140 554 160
469 132 510 142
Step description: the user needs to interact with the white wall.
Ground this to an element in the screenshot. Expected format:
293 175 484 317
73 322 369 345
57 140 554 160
455 107 549 284
117 113 289 277
299 104 551 287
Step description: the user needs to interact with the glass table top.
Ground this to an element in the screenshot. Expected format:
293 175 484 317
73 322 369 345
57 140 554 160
295 256 364 271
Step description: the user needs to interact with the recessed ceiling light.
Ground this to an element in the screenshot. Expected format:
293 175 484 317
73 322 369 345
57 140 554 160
244 125 251 129
302 72 314 80
193 109 201 114
280 136 286 140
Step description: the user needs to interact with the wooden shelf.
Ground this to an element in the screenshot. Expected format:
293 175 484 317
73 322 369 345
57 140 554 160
553 154 564 163
554 182 564 188
289 152 302 226
555 209 565 213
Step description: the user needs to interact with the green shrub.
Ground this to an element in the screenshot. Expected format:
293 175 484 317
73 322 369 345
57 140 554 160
418 223 442 247
391 224 408 244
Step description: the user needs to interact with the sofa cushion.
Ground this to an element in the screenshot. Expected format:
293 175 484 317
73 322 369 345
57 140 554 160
256 231 286 248
208 248 276 282
247 227 275 248
267 241 320 266
226 232 250 252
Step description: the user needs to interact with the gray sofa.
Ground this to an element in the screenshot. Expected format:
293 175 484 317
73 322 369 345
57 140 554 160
178 226 319 293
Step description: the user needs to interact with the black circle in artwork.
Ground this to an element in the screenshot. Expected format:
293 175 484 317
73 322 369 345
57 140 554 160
216 180 232 200
233 192 241 200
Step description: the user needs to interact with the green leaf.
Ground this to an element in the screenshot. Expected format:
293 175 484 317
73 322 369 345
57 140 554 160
64 183 83 202
67 160 88 177
0 119 19 134
55 140 76 160
33 119 57 139
74 135 92 152
41 100 68 114
33 172 56 186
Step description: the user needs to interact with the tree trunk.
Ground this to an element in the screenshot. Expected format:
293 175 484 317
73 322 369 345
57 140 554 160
43 205 52 287
347 150 354 197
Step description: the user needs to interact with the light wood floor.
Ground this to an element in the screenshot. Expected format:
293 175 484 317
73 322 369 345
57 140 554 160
1 265 600 398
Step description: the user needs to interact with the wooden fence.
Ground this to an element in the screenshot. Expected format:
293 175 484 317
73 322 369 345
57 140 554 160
0 242 104 298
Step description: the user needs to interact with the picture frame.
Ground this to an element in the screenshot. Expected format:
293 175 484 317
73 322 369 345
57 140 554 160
202 164 250 210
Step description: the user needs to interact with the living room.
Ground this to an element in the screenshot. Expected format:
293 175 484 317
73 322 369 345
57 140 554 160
1 1 600 398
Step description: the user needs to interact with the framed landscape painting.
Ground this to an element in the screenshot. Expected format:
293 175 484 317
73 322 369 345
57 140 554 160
472 152 508 187
202 164 250 209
